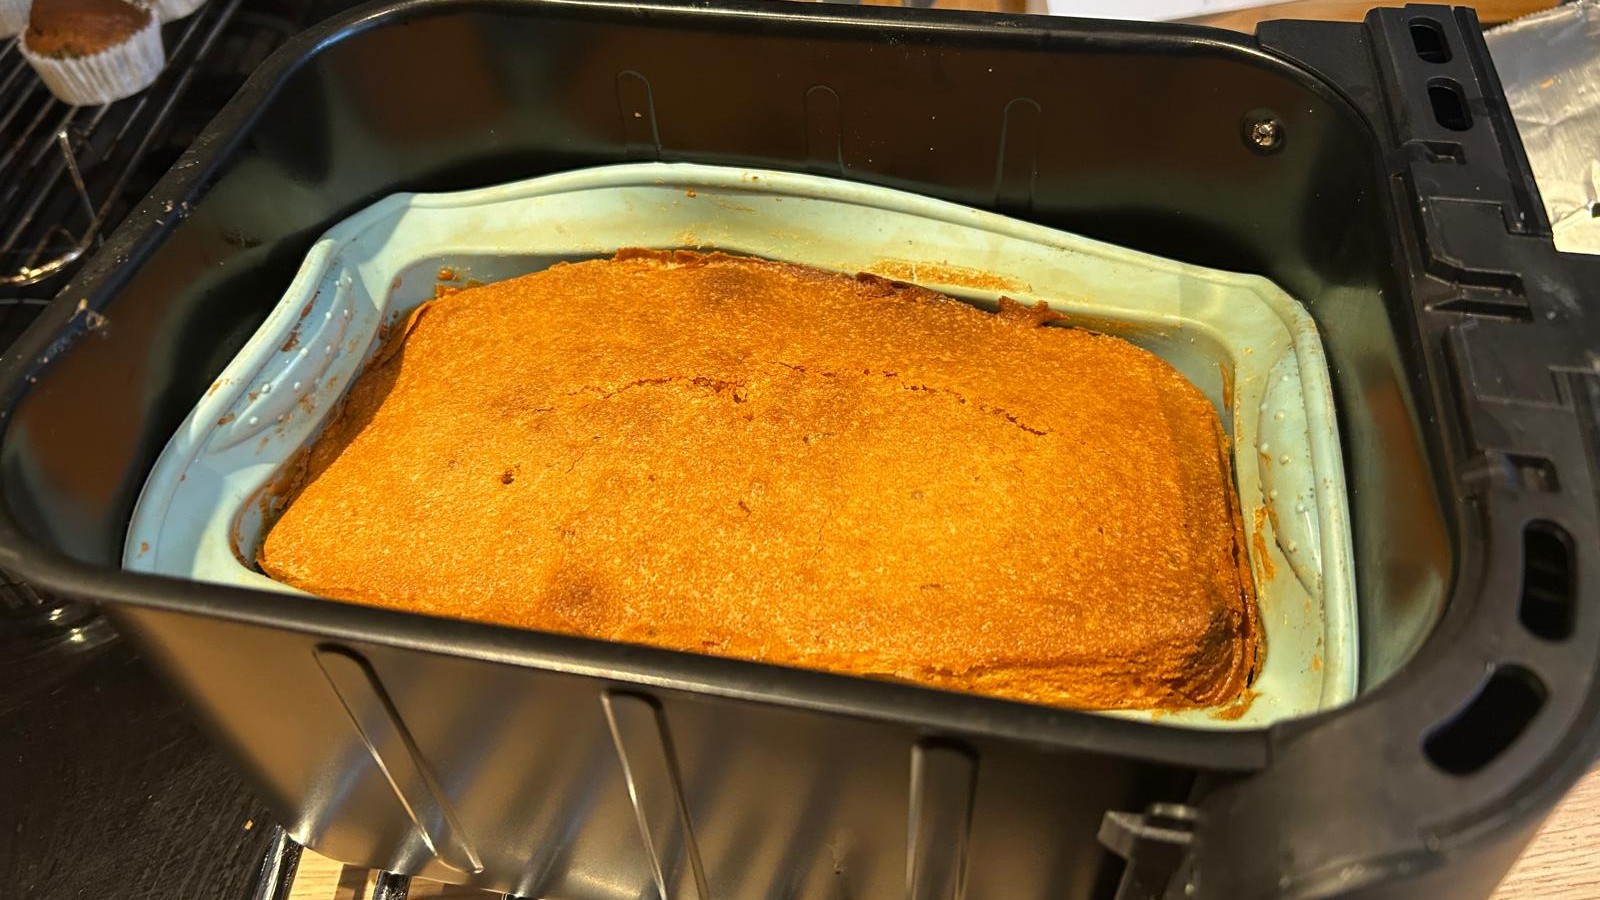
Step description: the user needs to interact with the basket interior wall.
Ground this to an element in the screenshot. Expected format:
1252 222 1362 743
0 3 1451 691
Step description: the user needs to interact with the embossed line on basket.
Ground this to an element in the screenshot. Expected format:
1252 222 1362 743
617 71 663 161
315 645 484 875
908 740 979 900
603 691 709 900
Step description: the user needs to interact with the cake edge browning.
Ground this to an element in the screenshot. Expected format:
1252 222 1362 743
256 249 1263 713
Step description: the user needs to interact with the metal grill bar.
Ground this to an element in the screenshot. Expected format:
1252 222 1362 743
0 49 34 130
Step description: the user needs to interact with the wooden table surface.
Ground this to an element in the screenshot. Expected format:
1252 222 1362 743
879 0 1554 25
1179 0 1552 28
282 1 1592 897
1487 763 1600 899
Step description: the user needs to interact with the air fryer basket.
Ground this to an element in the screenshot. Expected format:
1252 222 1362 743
0 3 1593 899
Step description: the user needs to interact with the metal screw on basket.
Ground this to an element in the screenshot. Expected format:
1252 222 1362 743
1246 117 1284 153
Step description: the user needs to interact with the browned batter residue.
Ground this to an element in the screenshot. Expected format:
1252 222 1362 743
866 259 1031 295
259 250 1260 711
1210 688 1259 721
1252 506 1277 582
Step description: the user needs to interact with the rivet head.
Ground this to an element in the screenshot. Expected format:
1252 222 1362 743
1245 115 1285 153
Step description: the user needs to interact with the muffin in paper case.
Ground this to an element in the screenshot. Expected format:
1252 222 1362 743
21 7 164 105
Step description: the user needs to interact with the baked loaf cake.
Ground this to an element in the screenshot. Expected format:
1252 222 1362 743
260 250 1259 710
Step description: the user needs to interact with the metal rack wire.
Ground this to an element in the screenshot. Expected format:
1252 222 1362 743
0 0 242 297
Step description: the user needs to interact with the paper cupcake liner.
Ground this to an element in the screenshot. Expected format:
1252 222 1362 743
142 0 205 23
0 0 30 38
21 16 165 106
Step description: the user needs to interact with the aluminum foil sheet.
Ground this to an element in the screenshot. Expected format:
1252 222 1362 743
1488 0 1600 254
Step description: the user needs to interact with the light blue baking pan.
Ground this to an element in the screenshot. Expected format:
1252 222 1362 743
124 162 1356 728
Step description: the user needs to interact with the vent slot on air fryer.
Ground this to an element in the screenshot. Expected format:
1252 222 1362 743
1520 521 1575 641
1428 78 1473 131
1424 666 1547 775
1409 19 1452 64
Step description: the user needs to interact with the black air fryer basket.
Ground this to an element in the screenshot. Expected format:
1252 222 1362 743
0 2 1595 898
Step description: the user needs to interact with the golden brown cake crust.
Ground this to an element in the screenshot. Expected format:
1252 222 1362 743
260 250 1260 710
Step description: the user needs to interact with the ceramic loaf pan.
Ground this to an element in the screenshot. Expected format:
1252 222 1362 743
124 163 1356 728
